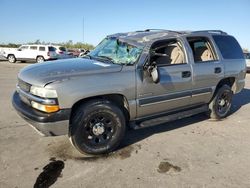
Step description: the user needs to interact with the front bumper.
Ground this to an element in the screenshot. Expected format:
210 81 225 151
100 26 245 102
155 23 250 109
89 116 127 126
12 91 71 136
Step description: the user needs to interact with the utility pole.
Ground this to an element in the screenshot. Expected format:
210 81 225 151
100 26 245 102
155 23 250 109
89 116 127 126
83 16 85 44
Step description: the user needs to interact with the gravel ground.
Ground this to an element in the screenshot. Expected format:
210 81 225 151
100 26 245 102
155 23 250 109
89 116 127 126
0 61 250 188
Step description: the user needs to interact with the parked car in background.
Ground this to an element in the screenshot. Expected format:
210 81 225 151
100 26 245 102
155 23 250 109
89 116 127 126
78 49 90 57
54 46 73 59
0 48 7 60
244 52 250 72
3 45 57 63
68 49 87 57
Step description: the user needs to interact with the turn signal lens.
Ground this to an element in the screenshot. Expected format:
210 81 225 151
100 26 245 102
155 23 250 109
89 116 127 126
44 105 60 113
31 101 59 113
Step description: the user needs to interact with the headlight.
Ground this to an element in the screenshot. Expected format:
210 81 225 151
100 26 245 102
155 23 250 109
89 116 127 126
30 86 58 98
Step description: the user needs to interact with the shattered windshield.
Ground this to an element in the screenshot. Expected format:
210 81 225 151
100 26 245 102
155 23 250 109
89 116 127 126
89 38 143 65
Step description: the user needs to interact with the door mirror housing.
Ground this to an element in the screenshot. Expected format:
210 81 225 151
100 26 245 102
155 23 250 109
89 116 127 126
147 63 160 83
151 66 160 83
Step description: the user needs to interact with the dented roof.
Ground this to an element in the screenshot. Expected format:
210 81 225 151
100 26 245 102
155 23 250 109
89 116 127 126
108 29 228 47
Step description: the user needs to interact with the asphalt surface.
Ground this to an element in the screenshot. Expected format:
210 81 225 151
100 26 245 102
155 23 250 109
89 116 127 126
0 60 250 188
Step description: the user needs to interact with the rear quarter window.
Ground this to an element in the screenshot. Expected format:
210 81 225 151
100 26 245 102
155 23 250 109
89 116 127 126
213 35 244 59
39 47 45 51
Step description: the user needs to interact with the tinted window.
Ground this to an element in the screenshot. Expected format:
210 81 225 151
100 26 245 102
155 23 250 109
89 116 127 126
213 35 244 59
39 47 45 51
30 46 37 50
48 46 56 52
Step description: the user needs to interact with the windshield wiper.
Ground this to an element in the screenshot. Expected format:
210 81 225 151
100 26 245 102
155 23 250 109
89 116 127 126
96 55 115 64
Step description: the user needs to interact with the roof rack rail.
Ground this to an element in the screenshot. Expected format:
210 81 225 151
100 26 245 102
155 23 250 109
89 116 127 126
141 29 184 34
192 30 227 34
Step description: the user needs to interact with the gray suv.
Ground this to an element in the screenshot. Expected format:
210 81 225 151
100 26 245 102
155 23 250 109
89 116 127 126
12 30 246 154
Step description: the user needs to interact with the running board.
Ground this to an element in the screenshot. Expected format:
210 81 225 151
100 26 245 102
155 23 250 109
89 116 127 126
132 105 208 130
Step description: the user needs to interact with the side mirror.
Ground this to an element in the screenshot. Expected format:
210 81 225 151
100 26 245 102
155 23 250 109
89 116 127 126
147 63 160 83
18 48 22 51
151 66 160 83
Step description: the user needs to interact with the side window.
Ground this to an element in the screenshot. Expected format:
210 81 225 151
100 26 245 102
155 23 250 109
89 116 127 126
30 46 38 50
39 47 45 51
151 39 186 66
187 37 217 63
213 35 244 59
20 46 28 50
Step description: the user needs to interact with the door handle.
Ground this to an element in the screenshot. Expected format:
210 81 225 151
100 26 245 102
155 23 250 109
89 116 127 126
182 71 191 78
214 67 222 74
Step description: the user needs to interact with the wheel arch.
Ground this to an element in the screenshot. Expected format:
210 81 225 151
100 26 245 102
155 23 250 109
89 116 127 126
211 77 235 102
215 77 235 93
36 55 44 59
69 94 130 126
7 54 15 58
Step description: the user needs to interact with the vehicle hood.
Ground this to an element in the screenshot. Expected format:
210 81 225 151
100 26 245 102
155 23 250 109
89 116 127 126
18 58 123 87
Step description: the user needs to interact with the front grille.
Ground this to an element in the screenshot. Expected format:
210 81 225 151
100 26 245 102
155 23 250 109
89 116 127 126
18 79 31 92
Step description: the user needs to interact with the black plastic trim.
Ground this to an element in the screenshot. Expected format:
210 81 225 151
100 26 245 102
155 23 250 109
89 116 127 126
139 88 212 106
12 91 71 123
139 91 191 106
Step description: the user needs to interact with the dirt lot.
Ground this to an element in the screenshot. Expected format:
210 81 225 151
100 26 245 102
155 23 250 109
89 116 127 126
0 61 250 188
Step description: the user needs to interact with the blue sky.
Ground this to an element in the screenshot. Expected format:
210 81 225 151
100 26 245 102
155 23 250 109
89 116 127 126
0 0 249 49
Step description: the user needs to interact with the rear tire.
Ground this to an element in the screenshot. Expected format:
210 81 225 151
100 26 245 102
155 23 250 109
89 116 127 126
70 100 126 155
208 85 233 120
36 56 45 63
8 55 16 63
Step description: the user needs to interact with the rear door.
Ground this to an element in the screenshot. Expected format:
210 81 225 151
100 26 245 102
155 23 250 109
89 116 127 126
186 36 224 105
29 46 38 59
136 38 193 117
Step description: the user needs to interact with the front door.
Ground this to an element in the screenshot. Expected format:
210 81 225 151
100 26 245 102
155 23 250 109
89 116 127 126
136 39 193 118
16 45 29 59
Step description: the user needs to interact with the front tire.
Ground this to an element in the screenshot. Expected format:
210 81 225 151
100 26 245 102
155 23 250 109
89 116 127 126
208 85 233 120
36 56 45 63
70 100 126 155
8 55 16 63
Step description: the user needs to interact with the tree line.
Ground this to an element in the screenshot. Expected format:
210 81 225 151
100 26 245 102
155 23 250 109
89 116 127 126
0 40 95 50
0 40 249 53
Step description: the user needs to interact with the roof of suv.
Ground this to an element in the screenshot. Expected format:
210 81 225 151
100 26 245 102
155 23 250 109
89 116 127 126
108 29 228 46
22 44 54 47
